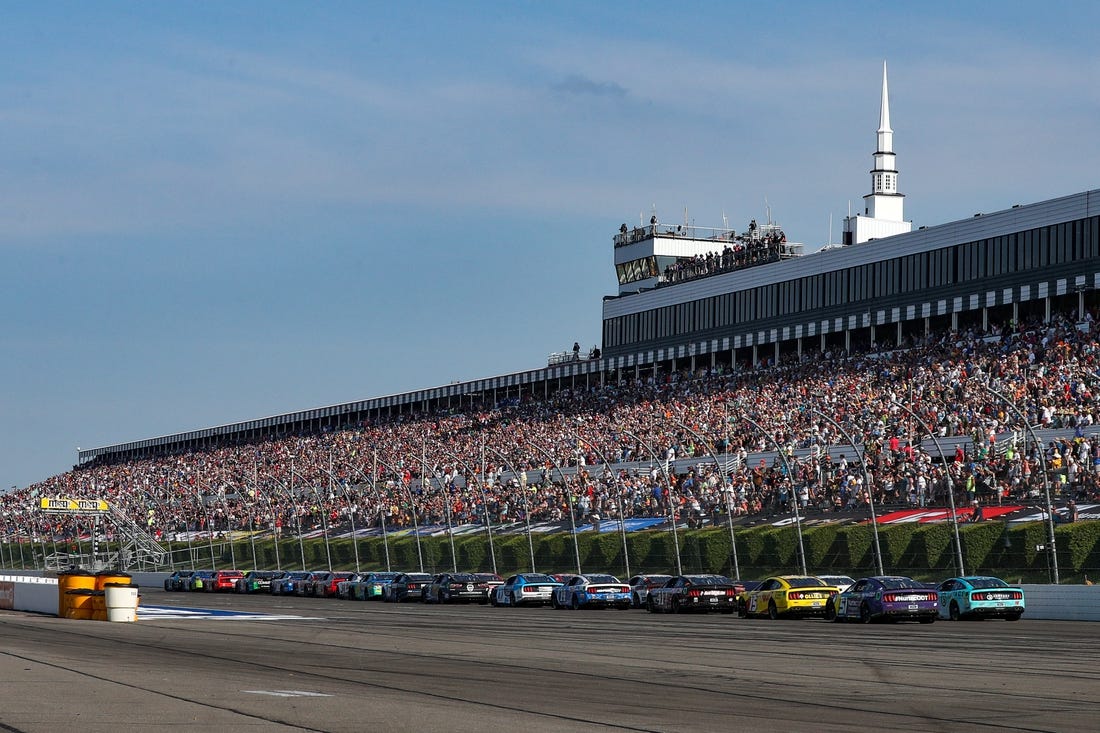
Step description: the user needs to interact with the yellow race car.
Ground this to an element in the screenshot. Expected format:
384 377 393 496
737 575 839 619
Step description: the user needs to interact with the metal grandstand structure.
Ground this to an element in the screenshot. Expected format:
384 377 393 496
36 498 169 571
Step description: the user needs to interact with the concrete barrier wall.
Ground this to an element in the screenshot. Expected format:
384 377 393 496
1020 584 1100 621
2 572 1098 620
0 574 58 614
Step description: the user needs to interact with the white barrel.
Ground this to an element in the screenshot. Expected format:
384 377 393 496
104 584 139 623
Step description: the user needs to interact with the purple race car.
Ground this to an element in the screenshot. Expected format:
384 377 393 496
825 575 938 624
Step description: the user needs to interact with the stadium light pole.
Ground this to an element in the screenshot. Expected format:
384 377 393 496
209 472 236 571
301 479 333 572
811 408 884 576
418 458 458 573
374 454 424 573
139 485 178 571
524 441 581 575
247 462 280 571
623 430 682 576
163 469 196 571
576 434 631 579
981 383 1059 584
193 487 217 571
672 419 741 580
317 466 360 573
890 399 965 576
345 456 391 572
435 442 498 575
0 511 13 569
731 413 807 576
484 445 536 573
260 470 306 571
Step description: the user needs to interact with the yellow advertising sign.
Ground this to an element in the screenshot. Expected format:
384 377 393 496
38 497 109 514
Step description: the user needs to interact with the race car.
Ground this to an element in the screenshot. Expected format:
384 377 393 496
163 570 195 592
207 570 245 592
383 572 433 602
815 574 856 594
551 574 632 610
270 571 311 595
235 570 286 594
491 573 563 607
357 572 400 600
825 575 937 623
627 574 672 608
646 574 741 614
423 572 498 604
737 575 839 619
187 570 216 591
308 571 356 598
937 576 1025 621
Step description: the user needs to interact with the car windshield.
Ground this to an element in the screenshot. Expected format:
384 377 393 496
879 577 923 590
968 577 1009 589
520 574 556 583
586 575 620 584
786 577 828 588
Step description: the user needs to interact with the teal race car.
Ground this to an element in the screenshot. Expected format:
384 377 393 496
936 576 1024 621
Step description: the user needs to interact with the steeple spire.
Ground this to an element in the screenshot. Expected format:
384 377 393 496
879 60 891 135
842 61 911 245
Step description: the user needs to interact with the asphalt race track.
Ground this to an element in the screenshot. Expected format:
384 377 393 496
1 589 1095 732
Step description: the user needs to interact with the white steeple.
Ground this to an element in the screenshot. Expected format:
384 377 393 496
842 61 911 245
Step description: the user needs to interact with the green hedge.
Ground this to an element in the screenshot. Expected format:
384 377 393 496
6 520 1097 584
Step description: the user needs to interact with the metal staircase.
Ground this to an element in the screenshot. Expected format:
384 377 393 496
109 507 169 570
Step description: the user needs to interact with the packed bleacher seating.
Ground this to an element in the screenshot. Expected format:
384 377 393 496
3 312 1100 546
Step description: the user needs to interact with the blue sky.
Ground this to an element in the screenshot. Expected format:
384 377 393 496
3 2 1099 489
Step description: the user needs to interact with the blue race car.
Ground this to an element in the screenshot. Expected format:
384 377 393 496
551 574 632 610
491 573 563 607
937 576 1024 621
826 575 937 623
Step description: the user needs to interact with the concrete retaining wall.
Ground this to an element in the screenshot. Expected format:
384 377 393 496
1019 584 1100 621
0 574 58 614
3 572 1099 620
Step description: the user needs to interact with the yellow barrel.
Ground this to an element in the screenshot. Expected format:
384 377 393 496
94 571 132 591
90 591 108 621
64 590 96 620
57 571 96 616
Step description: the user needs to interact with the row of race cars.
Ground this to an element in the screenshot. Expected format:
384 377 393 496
163 568 1026 622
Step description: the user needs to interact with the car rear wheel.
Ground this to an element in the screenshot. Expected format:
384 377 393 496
646 597 656 613
510 591 518 607
571 595 581 610
859 603 872 624
823 602 837 622
737 599 748 618
551 595 561 610
767 601 778 620
1005 612 1022 621
919 615 936 624
671 597 682 614
632 593 642 608
949 601 961 621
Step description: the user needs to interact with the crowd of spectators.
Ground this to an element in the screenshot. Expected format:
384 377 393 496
662 220 791 285
3 311 1100 549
